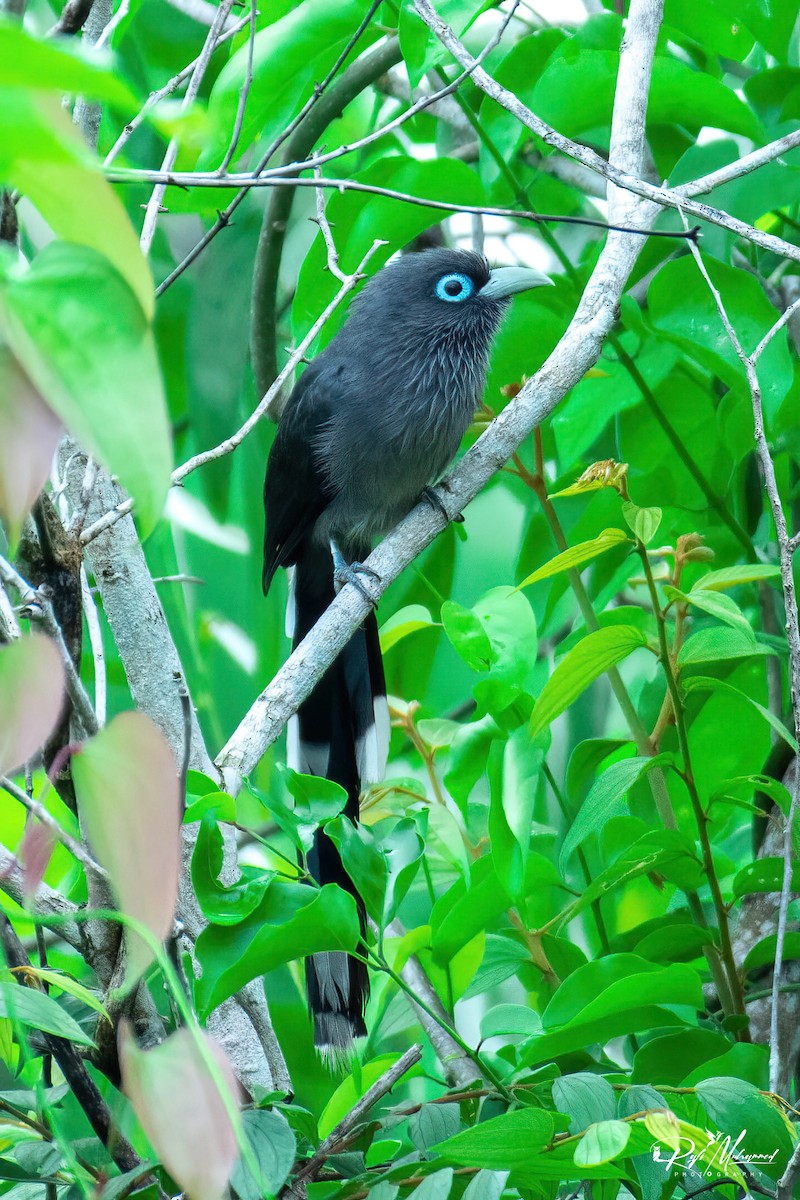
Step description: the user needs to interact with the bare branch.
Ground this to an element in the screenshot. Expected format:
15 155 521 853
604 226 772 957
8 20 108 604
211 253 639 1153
104 10 255 167
49 0 95 36
139 0 236 254
679 129 800 199
0 775 103 875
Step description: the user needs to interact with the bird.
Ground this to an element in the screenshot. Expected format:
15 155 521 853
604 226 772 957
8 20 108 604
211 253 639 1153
262 246 552 1065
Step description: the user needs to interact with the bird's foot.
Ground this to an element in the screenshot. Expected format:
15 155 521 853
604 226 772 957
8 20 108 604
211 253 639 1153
422 485 464 524
330 541 380 602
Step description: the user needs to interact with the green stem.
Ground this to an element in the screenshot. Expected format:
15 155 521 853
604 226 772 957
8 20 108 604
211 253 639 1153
543 761 610 953
637 539 749 1028
522 445 677 830
367 948 514 1101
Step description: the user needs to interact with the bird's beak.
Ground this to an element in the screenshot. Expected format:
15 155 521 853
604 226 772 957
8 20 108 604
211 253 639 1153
479 265 554 300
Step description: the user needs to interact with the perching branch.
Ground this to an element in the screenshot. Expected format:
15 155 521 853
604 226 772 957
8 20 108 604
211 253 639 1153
685 235 800 1095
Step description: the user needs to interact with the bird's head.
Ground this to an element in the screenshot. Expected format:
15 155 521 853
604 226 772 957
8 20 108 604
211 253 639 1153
348 247 553 340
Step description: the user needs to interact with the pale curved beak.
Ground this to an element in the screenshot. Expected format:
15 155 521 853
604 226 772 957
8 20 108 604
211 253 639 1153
479 265 554 300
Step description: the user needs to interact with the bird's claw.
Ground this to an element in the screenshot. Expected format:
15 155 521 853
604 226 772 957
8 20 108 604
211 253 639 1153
423 486 464 524
333 559 380 602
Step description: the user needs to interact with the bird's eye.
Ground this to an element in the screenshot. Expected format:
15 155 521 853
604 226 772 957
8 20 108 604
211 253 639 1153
435 272 474 303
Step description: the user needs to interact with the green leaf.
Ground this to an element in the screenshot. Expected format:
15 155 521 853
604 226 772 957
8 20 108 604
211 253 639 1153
1 91 152 316
695 1077 795 1171
553 1073 617 1133
682 676 797 752
665 585 754 637
530 626 648 738
733 858 800 899
693 564 781 591
0 22 136 107
21 969 109 1025
192 815 273 926
230 1109 296 1200
441 600 493 671
326 815 425 925
621 502 662 545
480 1003 542 1039
406 1169 454 1200
194 882 360 1013
462 935 531 1000
472 586 538 714
574 1120 631 1167
650 256 792 420
435 1108 554 1169
520 956 703 1066
743 932 800 973
559 754 672 871
678 626 775 665
0 982 94 1048
517 528 630 588
0 244 171 536
488 727 543 900
380 605 434 653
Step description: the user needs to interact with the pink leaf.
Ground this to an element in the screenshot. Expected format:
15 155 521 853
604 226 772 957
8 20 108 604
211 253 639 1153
19 821 56 902
0 348 63 547
119 1021 241 1200
72 712 181 984
0 634 65 775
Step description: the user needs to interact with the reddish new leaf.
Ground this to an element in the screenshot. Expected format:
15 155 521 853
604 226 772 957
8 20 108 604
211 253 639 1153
119 1021 241 1200
0 634 65 775
72 712 181 984
19 821 56 902
0 348 64 547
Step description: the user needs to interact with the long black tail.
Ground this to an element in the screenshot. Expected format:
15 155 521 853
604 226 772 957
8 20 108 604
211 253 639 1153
287 542 388 1065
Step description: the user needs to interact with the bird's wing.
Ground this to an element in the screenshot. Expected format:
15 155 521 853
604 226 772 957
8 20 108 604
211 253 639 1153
262 366 336 594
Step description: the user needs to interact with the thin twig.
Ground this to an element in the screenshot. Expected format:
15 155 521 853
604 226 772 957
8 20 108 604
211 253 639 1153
107 169 698 242
313 170 347 282
217 0 257 172
95 0 129 49
104 10 254 167
80 566 106 726
0 776 104 875
79 239 387 544
291 1044 422 1188
139 0 236 254
685 231 800 1094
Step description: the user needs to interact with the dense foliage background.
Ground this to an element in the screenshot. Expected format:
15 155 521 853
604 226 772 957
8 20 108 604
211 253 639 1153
1 0 800 1197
